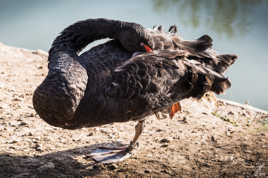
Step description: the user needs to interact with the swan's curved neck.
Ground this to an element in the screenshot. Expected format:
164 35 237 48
51 19 124 53
48 19 122 69
48 18 146 69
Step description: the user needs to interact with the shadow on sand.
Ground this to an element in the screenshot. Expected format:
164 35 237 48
0 142 130 177
1 139 267 177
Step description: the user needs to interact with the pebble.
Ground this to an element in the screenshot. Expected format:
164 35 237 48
34 143 42 151
160 144 168 148
87 132 93 136
211 136 216 143
107 164 118 170
12 97 22 101
160 138 170 143
156 129 163 132
19 121 28 126
9 140 18 144
144 169 151 173
9 146 16 149
25 113 35 117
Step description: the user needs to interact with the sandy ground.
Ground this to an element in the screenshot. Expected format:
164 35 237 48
0 42 267 177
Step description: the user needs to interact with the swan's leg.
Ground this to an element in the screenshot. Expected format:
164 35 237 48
90 120 144 163
128 120 144 150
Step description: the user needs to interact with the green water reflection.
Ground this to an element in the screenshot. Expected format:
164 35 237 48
153 0 266 37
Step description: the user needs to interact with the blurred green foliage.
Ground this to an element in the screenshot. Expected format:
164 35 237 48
152 0 266 37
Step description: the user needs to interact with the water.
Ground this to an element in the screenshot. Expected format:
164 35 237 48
0 0 267 110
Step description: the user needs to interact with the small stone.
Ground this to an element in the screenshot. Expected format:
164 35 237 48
181 117 187 123
144 169 150 173
34 143 42 151
160 138 170 143
226 127 234 137
87 132 93 136
160 144 168 148
211 136 216 143
26 113 35 117
228 111 234 115
18 94 24 98
107 164 118 170
13 97 22 101
10 140 18 144
19 121 28 126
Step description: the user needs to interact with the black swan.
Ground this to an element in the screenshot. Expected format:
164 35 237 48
33 18 237 163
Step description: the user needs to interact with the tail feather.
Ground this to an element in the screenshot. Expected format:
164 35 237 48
215 54 237 73
211 77 231 94
196 35 213 51
170 33 237 75
181 59 232 99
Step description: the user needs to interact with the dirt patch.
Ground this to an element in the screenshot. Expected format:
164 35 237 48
0 43 267 177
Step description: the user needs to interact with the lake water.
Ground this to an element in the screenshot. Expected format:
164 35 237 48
1 0 267 110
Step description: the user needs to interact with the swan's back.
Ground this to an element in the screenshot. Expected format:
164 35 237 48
33 19 237 130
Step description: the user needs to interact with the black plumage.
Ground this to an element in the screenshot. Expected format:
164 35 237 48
33 18 237 162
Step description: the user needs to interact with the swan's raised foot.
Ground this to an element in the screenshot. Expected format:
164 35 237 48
169 102 181 119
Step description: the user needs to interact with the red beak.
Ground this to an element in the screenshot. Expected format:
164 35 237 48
141 43 152 53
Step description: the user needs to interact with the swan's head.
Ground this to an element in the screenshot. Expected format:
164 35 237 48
118 24 181 53
118 33 153 53
117 23 154 53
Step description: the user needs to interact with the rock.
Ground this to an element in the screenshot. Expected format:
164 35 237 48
107 164 118 170
160 138 170 143
87 132 93 136
33 143 42 152
144 169 151 173
160 144 168 148
211 136 216 143
12 97 22 102
156 129 163 132
19 121 28 126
